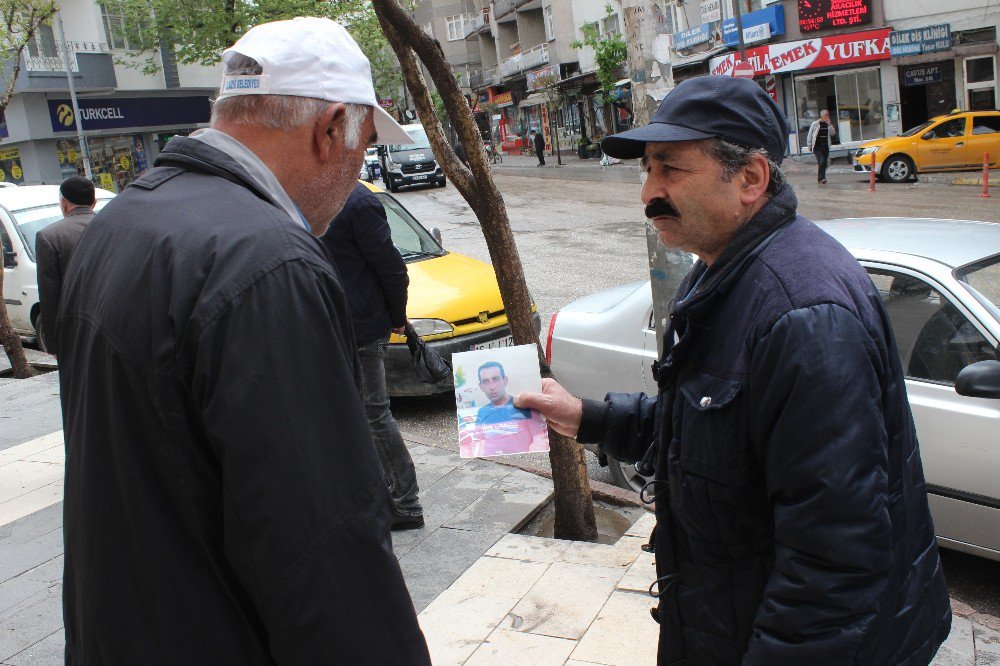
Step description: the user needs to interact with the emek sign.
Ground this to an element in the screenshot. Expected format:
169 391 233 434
710 28 890 77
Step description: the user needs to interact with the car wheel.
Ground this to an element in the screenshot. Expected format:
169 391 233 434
607 456 652 495
881 155 914 183
438 177 446 188
387 176 398 193
34 314 49 353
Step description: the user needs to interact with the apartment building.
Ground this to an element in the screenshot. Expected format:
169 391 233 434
0 0 219 188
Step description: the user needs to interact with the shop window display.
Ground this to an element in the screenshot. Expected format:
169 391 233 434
795 68 884 151
57 135 149 192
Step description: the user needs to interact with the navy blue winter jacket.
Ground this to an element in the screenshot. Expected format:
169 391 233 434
578 184 951 664
322 183 409 346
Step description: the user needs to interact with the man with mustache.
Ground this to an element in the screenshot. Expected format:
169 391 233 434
517 76 950 664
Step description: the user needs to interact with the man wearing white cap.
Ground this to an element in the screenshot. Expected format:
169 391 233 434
57 18 430 663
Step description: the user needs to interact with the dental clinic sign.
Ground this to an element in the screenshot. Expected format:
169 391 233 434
48 96 211 132
710 27 890 77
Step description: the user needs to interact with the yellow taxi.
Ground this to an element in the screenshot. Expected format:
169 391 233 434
359 181 540 396
853 110 1000 183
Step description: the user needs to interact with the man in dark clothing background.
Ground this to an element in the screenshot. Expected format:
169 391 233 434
323 182 423 529
56 18 430 664
807 109 837 184
34 176 96 354
532 129 545 165
518 76 950 664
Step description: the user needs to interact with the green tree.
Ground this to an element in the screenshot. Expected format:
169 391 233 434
571 5 627 94
0 0 57 379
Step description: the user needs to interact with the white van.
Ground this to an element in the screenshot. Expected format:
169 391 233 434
1 185 114 346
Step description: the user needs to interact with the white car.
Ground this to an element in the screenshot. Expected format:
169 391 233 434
548 218 1000 562
1 185 114 346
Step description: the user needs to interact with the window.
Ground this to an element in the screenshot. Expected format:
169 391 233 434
971 115 1000 135
26 24 57 58
101 5 137 50
544 5 554 41
868 270 995 384
600 13 620 37
964 56 996 111
924 118 966 140
446 14 466 41
793 68 884 149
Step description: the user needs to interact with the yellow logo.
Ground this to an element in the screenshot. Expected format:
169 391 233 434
56 104 74 126
119 155 130 170
478 311 489 324
0 170 5 182
11 164 22 180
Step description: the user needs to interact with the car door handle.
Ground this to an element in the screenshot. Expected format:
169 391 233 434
955 142 964 147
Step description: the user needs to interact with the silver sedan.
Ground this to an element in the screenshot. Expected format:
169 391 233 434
548 218 1000 562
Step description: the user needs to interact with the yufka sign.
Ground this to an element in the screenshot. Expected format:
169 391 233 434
710 27 890 77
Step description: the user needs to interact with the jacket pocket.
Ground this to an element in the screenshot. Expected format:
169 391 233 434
677 373 743 483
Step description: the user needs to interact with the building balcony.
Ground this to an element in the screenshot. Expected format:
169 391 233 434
520 42 549 70
464 9 489 39
472 66 501 89
498 53 522 78
493 0 527 21
23 40 109 72
13 41 116 93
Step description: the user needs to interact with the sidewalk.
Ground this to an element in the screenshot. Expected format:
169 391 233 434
1 372 999 664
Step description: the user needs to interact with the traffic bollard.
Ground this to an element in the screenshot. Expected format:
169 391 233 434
982 152 991 199
868 153 876 192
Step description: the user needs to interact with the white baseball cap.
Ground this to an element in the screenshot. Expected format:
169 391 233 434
218 17 413 146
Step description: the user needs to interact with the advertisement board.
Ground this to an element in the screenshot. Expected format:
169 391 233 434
889 24 951 57
674 23 712 50
798 0 872 33
710 27 891 77
47 96 211 133
722 5 785 47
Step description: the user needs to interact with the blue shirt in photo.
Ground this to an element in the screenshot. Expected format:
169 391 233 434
476 398 532 425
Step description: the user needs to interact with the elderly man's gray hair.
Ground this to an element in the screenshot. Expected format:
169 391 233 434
701 138 785 196
211 53 368 149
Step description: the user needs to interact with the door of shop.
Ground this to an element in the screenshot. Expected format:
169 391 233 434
899 61 956 132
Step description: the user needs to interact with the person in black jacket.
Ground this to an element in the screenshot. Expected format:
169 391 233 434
517 76 950 664
323 183 423 529
34 176 96 354
56 18 430 664
532 129 545 165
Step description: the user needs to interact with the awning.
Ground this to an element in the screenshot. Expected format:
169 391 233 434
518 93 548 108
614 78 631 87
670 46 728 70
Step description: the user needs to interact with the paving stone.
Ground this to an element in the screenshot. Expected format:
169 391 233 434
419 465 507 532
505 561 622 641
623 512 656 538
444 472 552 534
943 617 977 659
571 590 659 666
450 555 549 599
4 627 62 666
616 549 656 594
0 575 62 662
561 536 645 570
564 661 609 665
0 503 62 586
930 646 976 665
0 375 62 450
399 527 504 613
974 622 1000 657
465 627 576 666
418 587 523 665
485 533 572 564
0 556 62 617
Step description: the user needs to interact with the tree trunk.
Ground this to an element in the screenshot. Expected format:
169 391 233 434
0 266 35 379
375 0 597 542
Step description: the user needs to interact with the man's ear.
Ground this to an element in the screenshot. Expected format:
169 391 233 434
313 102 346 162
740 153 770 204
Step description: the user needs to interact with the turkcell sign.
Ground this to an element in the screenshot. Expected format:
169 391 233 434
48 96 211 132
890 24 951 57
722 5 785 47
674 23 712 50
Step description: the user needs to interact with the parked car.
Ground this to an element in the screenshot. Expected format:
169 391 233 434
364 181 539 396
853 109 1000 183
378 123 446 192
548 218 1000 561
1 184 114 347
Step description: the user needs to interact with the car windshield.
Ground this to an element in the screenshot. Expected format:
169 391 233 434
389 128 431 153
957 254 1000 321
11 199 110 260
899 120 936 137
376 192 445 260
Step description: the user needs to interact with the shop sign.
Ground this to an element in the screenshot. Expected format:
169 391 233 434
889 24 951 57
722 5 785 47
378 98 395 108
700 0 721 24
493 91 514 108
798 0 871 33
47 96 211 132
674 23 712 51
710 27 891 77
526 65 559 91
902 63 945 87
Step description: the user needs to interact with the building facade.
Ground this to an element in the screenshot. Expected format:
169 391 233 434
0 0 219 188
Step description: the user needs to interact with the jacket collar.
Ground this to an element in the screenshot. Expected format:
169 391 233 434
671 183 798 318
65 207 95 218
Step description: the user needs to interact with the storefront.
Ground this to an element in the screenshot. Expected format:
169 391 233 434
711 28 893 154
890 24 956 130
0 146 24 185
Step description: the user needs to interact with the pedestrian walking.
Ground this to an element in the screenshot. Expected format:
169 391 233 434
517 75 951 665
56 17 430 664
807 109 837 184
532 129 545 166
34 176 96 355
322 183 424 530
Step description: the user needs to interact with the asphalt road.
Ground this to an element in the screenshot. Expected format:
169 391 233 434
386 160 1000 617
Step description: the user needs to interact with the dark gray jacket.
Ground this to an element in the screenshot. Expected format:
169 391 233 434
57 137 430 664
579 185 951 664
34 207 94 352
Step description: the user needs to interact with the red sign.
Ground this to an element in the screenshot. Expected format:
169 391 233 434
733 61 755 78
798 0 872 33
710 28 891 78
378 98 394 108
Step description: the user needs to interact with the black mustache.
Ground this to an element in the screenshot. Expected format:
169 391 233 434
645 199 679 219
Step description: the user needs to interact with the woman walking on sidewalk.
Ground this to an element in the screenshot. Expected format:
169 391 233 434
807 109 837 184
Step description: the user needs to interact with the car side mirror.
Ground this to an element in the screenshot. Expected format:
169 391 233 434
955 360 1000 399
430 227 443 246
3 249 16 268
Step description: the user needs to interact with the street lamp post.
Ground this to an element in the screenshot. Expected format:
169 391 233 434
55 13 92 179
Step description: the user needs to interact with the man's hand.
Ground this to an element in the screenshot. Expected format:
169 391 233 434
514 379 583 437
392 326 406 335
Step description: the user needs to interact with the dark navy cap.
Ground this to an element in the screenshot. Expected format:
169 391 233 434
601 75 789 163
